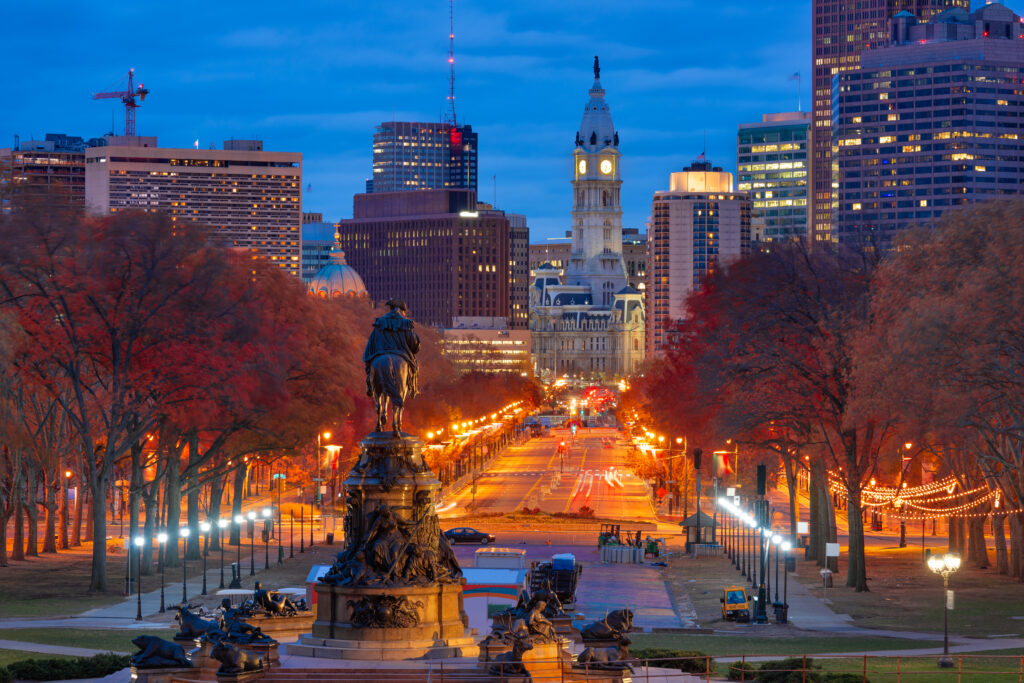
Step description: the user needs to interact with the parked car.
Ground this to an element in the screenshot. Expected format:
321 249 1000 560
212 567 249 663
443 527 495 544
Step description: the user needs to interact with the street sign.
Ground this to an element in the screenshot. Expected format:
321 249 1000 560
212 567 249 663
826 542 840 557
946 589 955 610
656 487 667 498
797 521 809 534
726 487 735 497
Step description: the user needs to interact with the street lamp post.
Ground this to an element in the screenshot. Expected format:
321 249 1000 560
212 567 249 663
230 515 243 588
157 532 167 613
772 534 782 604
200 522 210 595
316 431 331 510
782 541 792 613
217 519 227 589
247 511 257 576
300 508 305 553
927 552 961 668
262 507 272 569
180 527 190 604
133 536 144 621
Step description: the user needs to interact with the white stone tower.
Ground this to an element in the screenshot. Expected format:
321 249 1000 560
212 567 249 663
567 56 627 306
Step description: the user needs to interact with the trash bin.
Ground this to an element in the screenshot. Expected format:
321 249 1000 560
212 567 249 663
774 603 789 624
820 568 833 588
786 556 797 572
325 532 334 545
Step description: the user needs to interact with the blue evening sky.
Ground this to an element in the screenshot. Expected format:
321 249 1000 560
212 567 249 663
2 1 810 240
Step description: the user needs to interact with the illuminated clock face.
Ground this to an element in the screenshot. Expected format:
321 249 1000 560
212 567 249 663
600 159 613 175
578 159 587 174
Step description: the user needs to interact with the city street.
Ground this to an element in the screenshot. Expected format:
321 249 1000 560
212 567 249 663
442 427 657 522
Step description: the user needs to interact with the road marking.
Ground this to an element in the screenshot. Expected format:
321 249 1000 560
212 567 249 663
514 446 560 510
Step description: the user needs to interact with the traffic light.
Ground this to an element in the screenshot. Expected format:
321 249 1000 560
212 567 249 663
692 448 702 470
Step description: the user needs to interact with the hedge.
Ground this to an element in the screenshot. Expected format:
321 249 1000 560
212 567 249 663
4 653 130 682
631 648 714 674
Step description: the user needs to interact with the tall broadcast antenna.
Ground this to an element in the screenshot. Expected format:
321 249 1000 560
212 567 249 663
445 0 457 130
444 0 464 186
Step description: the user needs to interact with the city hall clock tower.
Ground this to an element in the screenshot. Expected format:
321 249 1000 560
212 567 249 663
568 56 627 306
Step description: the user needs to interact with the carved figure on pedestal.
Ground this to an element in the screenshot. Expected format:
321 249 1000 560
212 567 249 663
363 299 419 435
252 581 299 616
174 604 224 640
576 635 633 671
346 595 423 629
580 608 634 641
486 625 534 680
210 641 263 674
131 636 192 669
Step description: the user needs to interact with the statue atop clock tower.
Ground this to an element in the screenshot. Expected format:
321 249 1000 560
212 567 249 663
569 56 626 306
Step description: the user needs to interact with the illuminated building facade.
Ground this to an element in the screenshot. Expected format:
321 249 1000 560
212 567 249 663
647 160 751 355
529 59 645 381
834 4 1024 248
1 133 106 210
441 324 532 375
370 122 478 193
85 137 302 276
811 0 968 243
301 221 338 282
737 112 811 242
336 189 510 328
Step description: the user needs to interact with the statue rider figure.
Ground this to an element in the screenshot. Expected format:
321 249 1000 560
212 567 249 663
363 299 419 402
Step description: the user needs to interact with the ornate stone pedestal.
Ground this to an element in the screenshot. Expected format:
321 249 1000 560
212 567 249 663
246 612 314 642
129 666 196 683
288 432 477 661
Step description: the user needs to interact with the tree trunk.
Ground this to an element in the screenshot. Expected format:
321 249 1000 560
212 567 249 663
71 480 83 546
129 442 143 544
784 455 800 545
84 486 94 543
88 471 110 592
1009 514 1023 581
808 458 824 564
208 474 224 551
12 497 25 561
164 456 182 568
24 468 39 557
59 464 69 550
42 469 57 553
845 479 869 591
186 482 201 560
141 485 159 575
994 514 1009 575
231 466 245 546
968 516 989 568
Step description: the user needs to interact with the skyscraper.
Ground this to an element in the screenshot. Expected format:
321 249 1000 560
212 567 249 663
370 122 478 193
834 4 1024 248
811 0 968 243
647 159 751 356
85 137 302 277
335 189 510 328
737 112 811 242
529 58 644 380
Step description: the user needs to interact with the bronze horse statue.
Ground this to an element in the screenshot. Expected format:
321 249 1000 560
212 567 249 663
364 299 419 435
368 353 411 434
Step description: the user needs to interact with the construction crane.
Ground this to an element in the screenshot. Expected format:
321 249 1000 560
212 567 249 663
93 69 149 137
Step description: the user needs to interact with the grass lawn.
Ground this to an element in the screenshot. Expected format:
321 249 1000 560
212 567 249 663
792 543 1024 637
0 650 76 668
631 633 940 657
739 652 1024 682
0 535 335 619
0 628 176 654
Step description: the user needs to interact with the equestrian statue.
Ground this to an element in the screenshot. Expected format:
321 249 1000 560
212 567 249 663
363 299 420 435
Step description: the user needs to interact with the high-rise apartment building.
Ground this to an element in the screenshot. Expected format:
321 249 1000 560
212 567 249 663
647 159 751 355
507 212 531 330
812 0 968 243
370 122 478 193
737 112 811 242
834 3 1024 248
1 133 107 210
335 189 510 328
85 137 302 277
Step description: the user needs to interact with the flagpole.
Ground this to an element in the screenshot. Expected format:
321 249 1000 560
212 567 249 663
798 73 802 112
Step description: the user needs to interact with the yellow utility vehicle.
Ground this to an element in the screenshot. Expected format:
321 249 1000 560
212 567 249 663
720 585 751 623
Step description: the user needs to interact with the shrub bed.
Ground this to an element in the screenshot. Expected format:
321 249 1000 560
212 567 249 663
4 652 130 681
631 648 713 674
